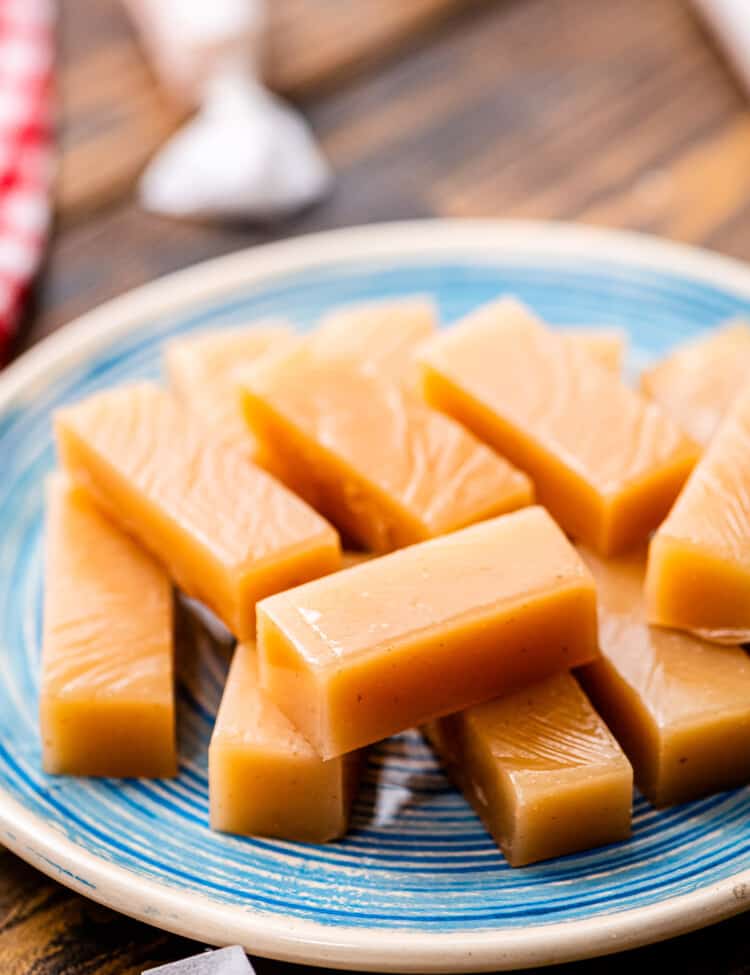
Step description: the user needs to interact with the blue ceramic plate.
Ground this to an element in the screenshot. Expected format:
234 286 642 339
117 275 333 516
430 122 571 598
1 221 749 972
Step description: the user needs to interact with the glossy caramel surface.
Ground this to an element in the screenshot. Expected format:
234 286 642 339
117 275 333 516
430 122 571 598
428 673 632 866
646 384 750 640
258 506 598 757
470 673 626 778
261 507 593 670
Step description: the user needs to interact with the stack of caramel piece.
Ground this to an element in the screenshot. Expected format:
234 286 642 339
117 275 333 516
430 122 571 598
40 296 750 867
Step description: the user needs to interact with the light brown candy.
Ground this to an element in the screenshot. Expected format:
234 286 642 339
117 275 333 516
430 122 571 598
419 297 698 554
580 546 750 805
41 476 176 778
243 344 532 552
426 673 632 866
257 506 598 759
209 643 361 842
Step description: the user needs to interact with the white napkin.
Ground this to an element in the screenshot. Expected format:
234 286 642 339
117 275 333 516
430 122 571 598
143 945 254 973
123 0 331 221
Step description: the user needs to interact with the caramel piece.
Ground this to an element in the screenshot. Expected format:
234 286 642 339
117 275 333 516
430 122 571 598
209 643 361 841
164 323 295 470
419 298 698 555
41 476 176 778
249 298 437 500
258 506 598 758
641 320 750 445
562 327 627 374
580 547 750 805
55 383 340 640
243 345 533 552
426 673 632 866
311 297 436 383
340 550 374 569
646 384 750 642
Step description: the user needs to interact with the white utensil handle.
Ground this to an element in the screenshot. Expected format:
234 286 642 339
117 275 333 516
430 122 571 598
122 0 266 106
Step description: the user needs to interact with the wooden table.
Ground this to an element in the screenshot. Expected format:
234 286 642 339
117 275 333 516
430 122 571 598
3 0 750 970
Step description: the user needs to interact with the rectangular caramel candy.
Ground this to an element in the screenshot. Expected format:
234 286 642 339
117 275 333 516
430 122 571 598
579 547 750 805
426 672 632 866
563 327 627 374
419 298 698 555
209 643 361 841
646 384 750 643
242 346 533 552
55 383 340 640
164 322 295 466
41 475 176 777
311 297 436 381
640 320 750 446
258 506 599 758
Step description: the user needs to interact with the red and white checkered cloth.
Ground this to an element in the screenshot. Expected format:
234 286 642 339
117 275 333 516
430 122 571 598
0 0 54 365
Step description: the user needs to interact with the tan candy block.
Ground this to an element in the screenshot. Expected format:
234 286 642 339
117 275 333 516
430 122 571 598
209 643 361 842
55 383 340 641
41 475 176 778
562 327 627 374
258 506 599 759
243 345 532 552
646 384 750 643
426 672 632 866
580 546 750 805
419 298 698 555
311 296 436 383
641 320 750 446
164 322 295 465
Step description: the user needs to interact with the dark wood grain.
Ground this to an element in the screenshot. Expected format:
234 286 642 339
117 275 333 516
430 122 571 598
0 849 199 974
39 0 750 346
5 0 750 971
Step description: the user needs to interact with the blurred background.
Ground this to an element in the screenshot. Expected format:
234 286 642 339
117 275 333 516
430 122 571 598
8 0 750 359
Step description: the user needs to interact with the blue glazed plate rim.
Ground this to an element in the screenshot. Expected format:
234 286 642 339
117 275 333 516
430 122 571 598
2 219 750 972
